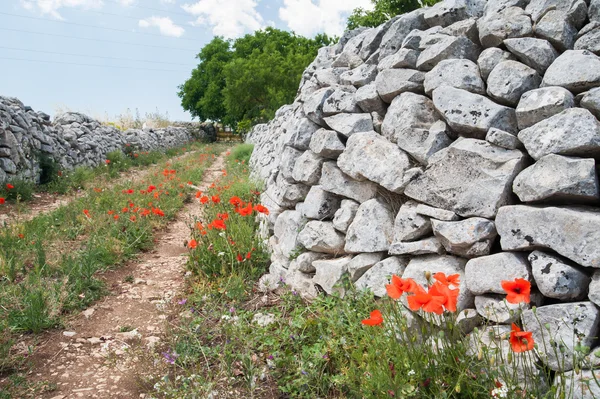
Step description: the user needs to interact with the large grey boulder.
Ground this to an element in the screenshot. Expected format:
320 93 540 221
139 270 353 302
279 146 304 181
337 131 412 193
355 83 387 114
424 59 485 96
345 198 394 253
379 11 428 59
432 217 497 258
265 173 310 208
319 162 379 203
392 200 433 242
579 87 600 119
592 0 600 22
432 86 518 138
301 186 341 220
274 210 307 258
313 256 354 295
355 257 409 297
382 93 448 164
347 252 385 281
303 87 334 125
477 48 516 80
377 48 419 71
309 129 345 159
402 255 473 311
465 252 532 295
521 302 600 371
340 64 378 87
323 113 374 138
416 36 481 71
477 7 533 48
554 370 600 399
486 61 541 106
291 150 324 185
415 203 459 221
496 205 600 268
405 138 527 218
485 128 522 150
542 50 600 94
512 154 599 203
590 270 600 307
515 87 575 130
332 199 360 233
526 0 588 28
297 221 346 255
575 24 600 55
535 10 578 51
423 0 486 28
288 251 330 274
322 88 360 116
375 68 425 103
517 108 600 160
503 37 558 74
283 115 320 151
529 251 590 300
439 17 479 44
389 236 446 255
313 67 348 87
474 295 528 323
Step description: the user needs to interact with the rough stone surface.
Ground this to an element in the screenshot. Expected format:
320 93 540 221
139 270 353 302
288 252 330 274
465 252 532 295
512 154 599 203
377 48 419 71
319 161 379 203
517 108 600 160
496 205 600 268
322 87 360 116
405 138 527 218
392 200 432 242
274 210 307 259
375 68 425 103
486 61 541 106
590 270 600 307
323 113 374 138
332 199 360 233
389 236 445 255
354 83 387 114
515 87 575 130
554 370 600 399
535 10 578 51
432 217 497 258
355 257 409 297
345 198 395 253
416 36 481 71
337 131 411 193
503 37 558 74
301 186 341 220
432 86 518 137
529 250 591 300
309 129 345 159
312 256 354 295
542 50 600 94
415 204 459 221
485 128 522 150
477 48 516 80
477 7 533 48
424 59 485 96
580 87 600 119
521 302 600 371
474 294 528 323
340 64 378 87
304 87 335 125
297 221 346 255
347 252 385 281
291 150 325 185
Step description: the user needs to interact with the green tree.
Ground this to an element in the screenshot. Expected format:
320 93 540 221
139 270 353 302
178 37 232 121
347 0 442 30
178 28 333 131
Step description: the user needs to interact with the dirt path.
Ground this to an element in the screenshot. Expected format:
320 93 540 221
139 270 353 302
0 148 200 227
24 152 228 399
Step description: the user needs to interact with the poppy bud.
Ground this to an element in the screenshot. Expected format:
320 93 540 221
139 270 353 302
424 271 431 280
507 351 513 363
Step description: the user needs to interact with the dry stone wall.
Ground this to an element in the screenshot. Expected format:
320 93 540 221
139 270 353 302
0 96 215 184
247 0 600 393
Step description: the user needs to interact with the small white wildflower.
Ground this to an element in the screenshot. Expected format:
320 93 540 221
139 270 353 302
218 252 225 257
491 385 508 398
219 232 226 237
221 315 231 321
408 370 415 376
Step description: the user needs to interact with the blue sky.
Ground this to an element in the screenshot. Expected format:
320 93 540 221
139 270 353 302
1 0 373 122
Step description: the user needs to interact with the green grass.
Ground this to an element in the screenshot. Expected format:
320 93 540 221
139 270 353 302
0 143 228 382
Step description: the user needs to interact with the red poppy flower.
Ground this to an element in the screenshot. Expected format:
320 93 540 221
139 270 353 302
196 222 204 230
428 282 459 313
510 323 534 353
237 202 253 216
211 195 220 204
200 196 209 204
113 215 119 220
18 234 24 239
94 188 102 193
108 210 115 215
122 207 129 213
218 212 229 221
407 291 445 314
501 278 531 304
152 208 165 217
105 160 110 164
361 310 384 326
130 215 137 222
83 209 91 218
6 184 14 190
0 198 5 204
229 196 243 207
127 189 134 194
210 219 226 230
148 185 157 193
195 191 202 199
434 272 460 287
385 275 419 300
188 239 197 249
254 204 269 215
237 253 243 262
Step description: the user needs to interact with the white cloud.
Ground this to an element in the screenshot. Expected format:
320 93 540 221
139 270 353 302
139 16 185 37
117 0 136 5
21 0 103 19
279 0 374 37
182 0 263 38
160 0 176 4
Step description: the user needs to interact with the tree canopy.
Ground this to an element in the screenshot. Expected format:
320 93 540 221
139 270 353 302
178 28 333 131
347 0 441 30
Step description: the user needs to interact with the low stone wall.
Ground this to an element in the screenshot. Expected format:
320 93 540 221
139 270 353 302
248 0 600 393
0 96 215 184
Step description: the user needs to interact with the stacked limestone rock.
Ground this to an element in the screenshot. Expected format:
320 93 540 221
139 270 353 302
248 0 600 394
0 96 214 184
